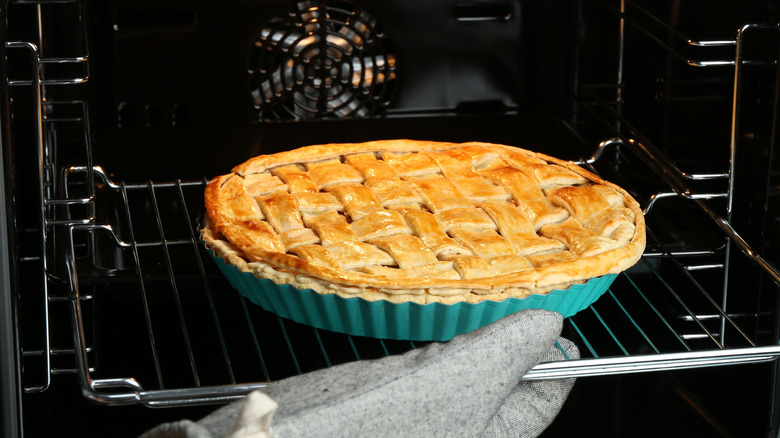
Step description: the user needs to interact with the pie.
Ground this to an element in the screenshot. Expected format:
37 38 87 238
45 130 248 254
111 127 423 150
202 140 645 304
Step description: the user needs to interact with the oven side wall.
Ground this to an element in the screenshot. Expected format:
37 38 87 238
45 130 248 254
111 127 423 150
0 0 23 434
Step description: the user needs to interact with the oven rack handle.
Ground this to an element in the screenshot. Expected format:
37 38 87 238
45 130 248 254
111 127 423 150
60 217 272 407
525 345 780 380
67 352 780 406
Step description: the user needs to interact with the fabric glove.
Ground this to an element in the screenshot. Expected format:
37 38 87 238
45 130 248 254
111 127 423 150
141 309 578 438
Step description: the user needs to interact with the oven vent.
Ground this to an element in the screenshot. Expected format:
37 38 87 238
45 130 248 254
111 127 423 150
248 0 396 121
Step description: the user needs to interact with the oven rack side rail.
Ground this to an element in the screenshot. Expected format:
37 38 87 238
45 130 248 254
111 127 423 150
575 10 780 285
4 0 92 394
592 0 774 68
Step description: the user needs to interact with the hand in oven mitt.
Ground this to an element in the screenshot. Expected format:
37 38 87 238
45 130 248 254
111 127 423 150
140 309 578 438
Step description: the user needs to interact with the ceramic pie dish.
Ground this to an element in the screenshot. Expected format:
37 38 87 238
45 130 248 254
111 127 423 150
201 140 645 340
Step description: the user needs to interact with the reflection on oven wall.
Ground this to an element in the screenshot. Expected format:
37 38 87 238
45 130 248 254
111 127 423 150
85 0 578 180
98 0 525 125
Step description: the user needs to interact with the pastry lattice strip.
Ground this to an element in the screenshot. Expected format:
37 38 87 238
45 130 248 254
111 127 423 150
204 140 645 299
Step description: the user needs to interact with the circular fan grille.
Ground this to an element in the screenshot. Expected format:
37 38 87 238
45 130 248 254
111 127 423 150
249 0 396 121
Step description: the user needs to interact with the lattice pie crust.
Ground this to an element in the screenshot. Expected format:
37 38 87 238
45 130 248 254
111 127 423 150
202 140 645 304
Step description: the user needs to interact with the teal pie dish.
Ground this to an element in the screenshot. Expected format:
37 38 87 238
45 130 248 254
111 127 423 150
207 247 616 341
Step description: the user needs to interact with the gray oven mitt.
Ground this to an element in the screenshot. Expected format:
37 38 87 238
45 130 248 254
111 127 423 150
140 309 578 438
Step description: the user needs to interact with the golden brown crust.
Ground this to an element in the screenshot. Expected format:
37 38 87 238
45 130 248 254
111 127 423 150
232 140 458 176
203 140 646 301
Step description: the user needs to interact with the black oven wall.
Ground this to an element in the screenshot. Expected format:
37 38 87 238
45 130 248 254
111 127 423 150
83 0 583 181
3 0 780 437
0 25 23 436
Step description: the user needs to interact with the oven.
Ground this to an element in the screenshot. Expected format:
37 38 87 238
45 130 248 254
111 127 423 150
2 0 780 436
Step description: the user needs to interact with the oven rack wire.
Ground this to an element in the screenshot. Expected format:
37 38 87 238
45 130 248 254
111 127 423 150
50 145 780 406
21 105 780 404
7 0 780 406
46 102 780 405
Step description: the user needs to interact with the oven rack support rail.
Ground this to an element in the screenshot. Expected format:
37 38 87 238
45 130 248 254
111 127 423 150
594 0 766 68
5 0 91 394
574 15 780 286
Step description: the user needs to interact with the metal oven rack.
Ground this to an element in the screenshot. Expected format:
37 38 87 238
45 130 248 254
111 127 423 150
8 0 780 407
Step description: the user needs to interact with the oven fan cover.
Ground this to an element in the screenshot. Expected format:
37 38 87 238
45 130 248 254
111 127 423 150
249 0 396 121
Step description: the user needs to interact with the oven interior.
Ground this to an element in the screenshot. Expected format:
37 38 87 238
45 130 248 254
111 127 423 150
3 0 780 436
